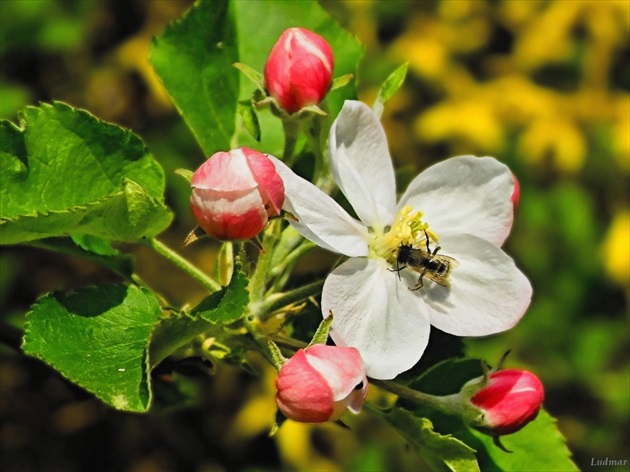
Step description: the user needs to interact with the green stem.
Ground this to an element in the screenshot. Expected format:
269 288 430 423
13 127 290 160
267 239 316 293
282 117 300 163
308 114 325 182
371 379 463 416
143 237 222 293
243 315 281 368
248 220 281 302
255 279 324 321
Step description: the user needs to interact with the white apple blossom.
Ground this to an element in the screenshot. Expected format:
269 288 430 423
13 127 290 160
271 100 532 380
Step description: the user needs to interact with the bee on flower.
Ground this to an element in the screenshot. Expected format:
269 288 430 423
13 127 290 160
270 100 532 380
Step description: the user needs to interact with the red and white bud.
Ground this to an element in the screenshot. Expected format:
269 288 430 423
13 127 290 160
275 344 368 423
190 148 284 240
467 369 544 437
264 27 334 114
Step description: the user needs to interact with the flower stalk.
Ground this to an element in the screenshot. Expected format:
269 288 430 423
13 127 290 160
254 279 325 321
143 237 222 293
371 379 466 417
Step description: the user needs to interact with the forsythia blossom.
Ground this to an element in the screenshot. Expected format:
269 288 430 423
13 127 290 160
271 100 532 379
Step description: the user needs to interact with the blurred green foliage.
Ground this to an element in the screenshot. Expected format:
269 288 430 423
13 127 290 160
1 1 628 471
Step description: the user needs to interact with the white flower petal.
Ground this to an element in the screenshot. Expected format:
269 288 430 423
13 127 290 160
322 257 431 380
270 156 368 257
329 101 397 228
398 156 516 247
405 233 532 336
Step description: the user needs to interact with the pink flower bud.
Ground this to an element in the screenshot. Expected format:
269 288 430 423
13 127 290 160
511 174 520 211
190 148 284 240
275 345 368 423
264 27 334 114
470 369 544 436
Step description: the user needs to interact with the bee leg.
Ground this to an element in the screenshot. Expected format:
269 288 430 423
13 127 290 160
423 229 431 253
388 264 407 281
423 229 441 256
409 273 425 291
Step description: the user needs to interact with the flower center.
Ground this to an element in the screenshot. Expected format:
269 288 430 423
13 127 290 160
369 205 438 264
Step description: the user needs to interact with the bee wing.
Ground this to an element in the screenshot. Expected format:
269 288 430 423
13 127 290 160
439 254 460 269
424 254 459 287
422 271 452 287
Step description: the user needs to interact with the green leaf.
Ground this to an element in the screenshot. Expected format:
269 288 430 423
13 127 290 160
150 0 238 156
150 0 363 156
149 268 250 367
470 410 579 472
379 407 480 472
0 102 172 245
148 310 215 369
71 234 120 257
29 237 134 278
373 62 408 118
191 268 249 324
22 284 163 412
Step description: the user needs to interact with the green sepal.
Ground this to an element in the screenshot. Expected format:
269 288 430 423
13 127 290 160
307 312 333 347
330 73 355 91
267 339 287 371
373 62 409 118
270 409 288 436
237 98 262 141
233 62 265 93
175 168 194 183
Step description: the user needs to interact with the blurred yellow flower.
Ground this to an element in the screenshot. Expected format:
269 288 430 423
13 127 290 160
512 1 582 71
612 96 630 171
497 0 546 30
602 211 630 289
393 33 449 81
224 358 276 444
276 422 347 472
414 98 503 154
479 75 559 131
518 117 586 173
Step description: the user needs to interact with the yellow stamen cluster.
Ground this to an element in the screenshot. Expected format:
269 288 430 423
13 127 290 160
370 205 438 262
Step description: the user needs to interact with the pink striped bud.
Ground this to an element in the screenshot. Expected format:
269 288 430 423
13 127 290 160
275 345 368 423
190 148 284 240
469 369 544 436
264 27 334 114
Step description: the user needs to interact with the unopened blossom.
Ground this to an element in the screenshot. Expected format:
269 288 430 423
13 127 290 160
264 27 334 114
271 100 532 380
190 147 284 240
275 344 368 423
468 369 544 436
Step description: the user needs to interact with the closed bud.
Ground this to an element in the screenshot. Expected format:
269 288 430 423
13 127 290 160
190 148 284 240
467 369 544 437
264 27 334 114
275 345 368 423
